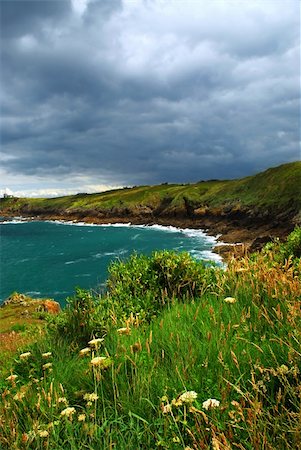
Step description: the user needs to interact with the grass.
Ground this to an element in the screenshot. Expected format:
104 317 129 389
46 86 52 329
1 161 300 217
0 229 300 449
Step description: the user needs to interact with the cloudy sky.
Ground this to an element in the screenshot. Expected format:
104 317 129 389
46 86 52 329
0 0 300 197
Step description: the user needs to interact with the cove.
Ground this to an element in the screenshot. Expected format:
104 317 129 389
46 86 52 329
0 219 222 305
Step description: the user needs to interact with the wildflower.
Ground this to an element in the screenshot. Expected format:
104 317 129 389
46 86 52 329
60 407 76 418
78 413 86 422
42 363 52 370
13 391 26 401
6 374 18 382
20 352 31 360
57 397 68 405
179 391 198 404
90 356 111 369
224 297 236 304
83 393 99 402
38 430 49 438
88 338 104 348
79 347 91 356
278 364 289 375
42 352 52 358
161 395 169 402
202 398 220 410
162 403 172 414
171 398 183 407
117 327 131 335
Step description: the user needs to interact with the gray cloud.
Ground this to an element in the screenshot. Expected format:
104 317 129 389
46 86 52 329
0 0 300 193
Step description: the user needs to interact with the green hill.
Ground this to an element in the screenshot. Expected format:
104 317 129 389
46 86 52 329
1 161 301 213
1 161 300 241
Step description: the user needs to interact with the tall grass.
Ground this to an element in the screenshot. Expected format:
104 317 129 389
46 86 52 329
1 231 301 449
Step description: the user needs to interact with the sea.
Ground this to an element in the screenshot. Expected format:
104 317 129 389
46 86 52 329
0 218 222 306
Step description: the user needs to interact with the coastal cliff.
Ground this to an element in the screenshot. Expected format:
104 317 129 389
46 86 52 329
1 161 300 252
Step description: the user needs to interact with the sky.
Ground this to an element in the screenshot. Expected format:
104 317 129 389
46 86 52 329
0 0 300 197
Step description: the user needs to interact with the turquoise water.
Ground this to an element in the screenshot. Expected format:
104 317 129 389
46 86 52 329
0 219 221 305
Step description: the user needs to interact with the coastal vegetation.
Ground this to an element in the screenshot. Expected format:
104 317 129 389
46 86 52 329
0 228 301 449
1 161 300 230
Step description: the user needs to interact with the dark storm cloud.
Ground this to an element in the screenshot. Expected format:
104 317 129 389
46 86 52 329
0 0 72 38
0 0 300 189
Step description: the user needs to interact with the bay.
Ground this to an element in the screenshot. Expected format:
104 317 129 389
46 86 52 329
0 219 221 305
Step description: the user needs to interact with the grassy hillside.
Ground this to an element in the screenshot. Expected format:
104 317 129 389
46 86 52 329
0 230 301 449
1 161 300 218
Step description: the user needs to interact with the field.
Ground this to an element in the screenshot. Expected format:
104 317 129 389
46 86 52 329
0 228 300 449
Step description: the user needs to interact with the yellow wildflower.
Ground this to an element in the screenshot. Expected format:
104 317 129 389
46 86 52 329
179 391 198 404
79 347 91 356
57 397 68 405
117 327 131 335
42 363 52 370
278 364 289 375
83 393 99 402
171 398 183 407
20 352 31 360
42 352 52 358
224 297 237 304
6 374 18 382
13 391 26 401
38 430 49 438
88 338 104 348
60 407 76 418
78 414 86 422
90 356 111 368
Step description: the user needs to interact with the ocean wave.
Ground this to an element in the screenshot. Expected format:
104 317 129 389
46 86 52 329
10 218 220 245
64 257 88 265
189 249 223 263
0 219 30 224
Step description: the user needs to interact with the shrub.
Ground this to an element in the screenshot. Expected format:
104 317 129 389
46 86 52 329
106 251 216 321
285 226 301 258
48 288 105 345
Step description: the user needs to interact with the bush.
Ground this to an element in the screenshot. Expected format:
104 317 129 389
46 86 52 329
48 288 105 345
106 251 216 321
263 227 301 262
285 226 301 258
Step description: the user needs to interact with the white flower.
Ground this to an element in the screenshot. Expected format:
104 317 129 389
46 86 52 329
60 407 76 418
162 403 172 414
117 327 131 335
57 397 68 405
224 297 236 304
42 363 52 370
42 352 52 358
79 347 91 356
178 391 198 404
88 338 104 347
90 356 110 368
20 352 31 360
78 413 86 422
202 398 220 410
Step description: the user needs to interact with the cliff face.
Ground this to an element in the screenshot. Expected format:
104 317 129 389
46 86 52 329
1 161 300 249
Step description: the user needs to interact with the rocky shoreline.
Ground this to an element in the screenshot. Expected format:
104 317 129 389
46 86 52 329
1 206 296 259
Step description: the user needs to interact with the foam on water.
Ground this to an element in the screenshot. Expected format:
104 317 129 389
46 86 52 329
0 217 225 303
